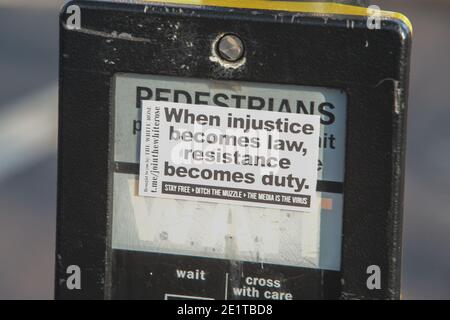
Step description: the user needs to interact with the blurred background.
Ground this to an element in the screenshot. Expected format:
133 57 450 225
0 0 449 299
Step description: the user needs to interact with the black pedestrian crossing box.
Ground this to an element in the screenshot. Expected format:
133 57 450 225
56 0 412 300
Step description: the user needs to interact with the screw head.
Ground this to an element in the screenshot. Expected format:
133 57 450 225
217 34 245 62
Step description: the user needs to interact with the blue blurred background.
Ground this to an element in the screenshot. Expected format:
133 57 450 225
0 0 449 299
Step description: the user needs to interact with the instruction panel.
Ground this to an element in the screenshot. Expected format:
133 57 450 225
111 74 347 299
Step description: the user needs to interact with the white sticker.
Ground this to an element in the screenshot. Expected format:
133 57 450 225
138 101 321 212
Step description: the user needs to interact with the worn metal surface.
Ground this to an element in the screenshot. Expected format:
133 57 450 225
56 0 411 299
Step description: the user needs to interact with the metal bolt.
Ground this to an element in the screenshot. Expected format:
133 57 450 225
217 34 245 62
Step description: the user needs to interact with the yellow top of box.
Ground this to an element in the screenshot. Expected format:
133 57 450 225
143 0 412 33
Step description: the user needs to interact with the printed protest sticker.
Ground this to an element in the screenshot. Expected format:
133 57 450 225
139 101 321 212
